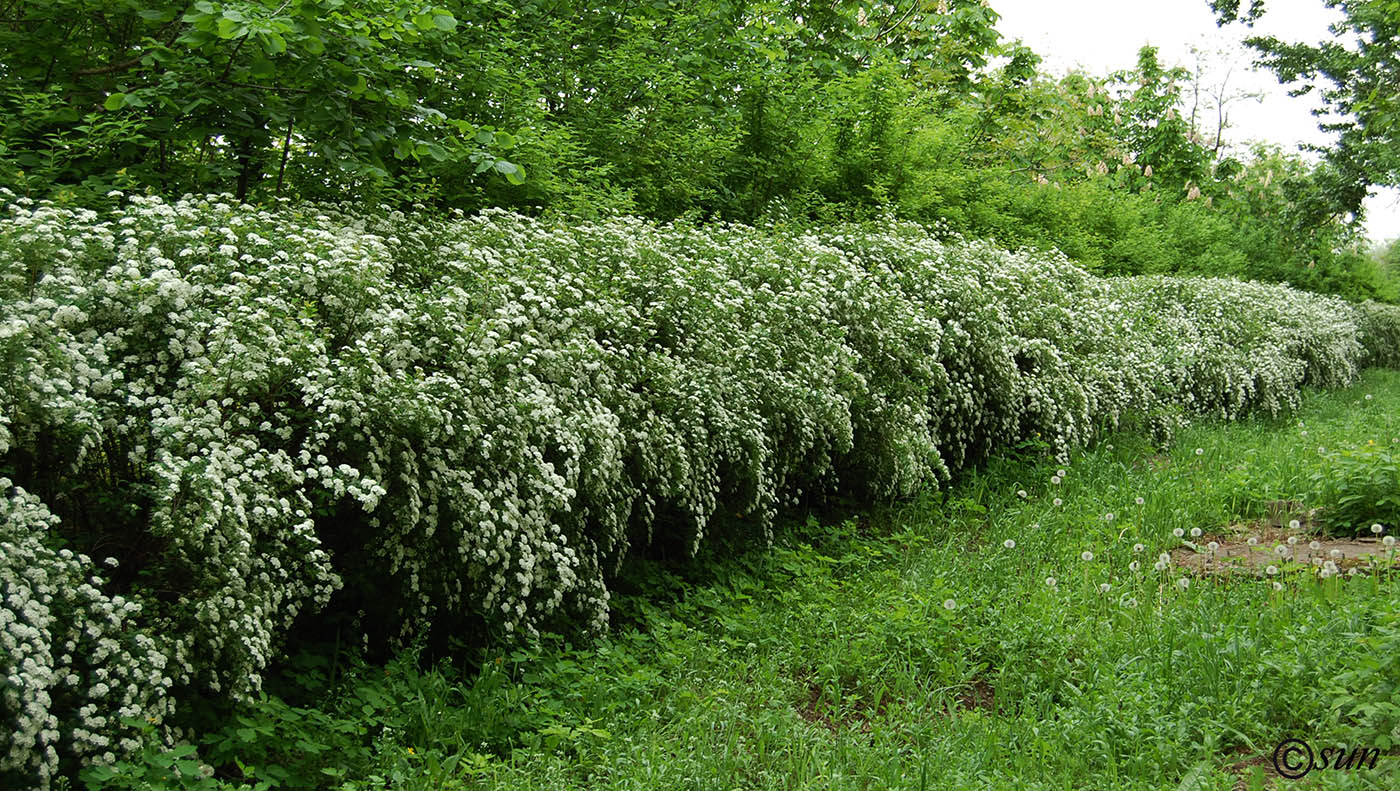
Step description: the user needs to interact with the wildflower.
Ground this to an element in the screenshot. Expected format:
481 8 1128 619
1135 496 1145 506
1272 581 1284 591
1274 545 1289 557
1098 583 1111 594
1309 541 1322 551
1057 469 1067 478
1017 489 1028 498
1129 560 1140 571
1287 536 1298 546
1177 577 1190 589
1266 565 1278 575
1385 536 1396 548
1158 552 1171 565
1081 550 1094 562
1046 576 1058 589
1207 541 1219 553
1289 519 1301 530
1365 394 1373 401
1246 537 1258 546
1050 476 1061 485
1053 498 1063 507
1133 543 1145 553
943 599 957 611
1190 527 1202 538
1371 524 1384 535
1003 539 1016 549
1105 512 1115 522
1329 549 1343 560
1194 447 1204 456
1173 527 1185 538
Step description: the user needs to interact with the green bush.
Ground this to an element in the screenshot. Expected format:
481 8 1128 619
2 192 1399 786
1307 442 1400 535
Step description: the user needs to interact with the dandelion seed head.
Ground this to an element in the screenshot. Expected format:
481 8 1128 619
1190 527 1202 538
1081 550 1094 562
943 598 957 611
1289 519 1301 530
1003 538 1016 550
1266 565 1278 575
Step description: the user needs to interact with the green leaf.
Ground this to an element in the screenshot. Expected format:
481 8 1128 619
432 13 456 31
495 160 526 185
262 32 287 56
216 17 244 39
103 93 127 111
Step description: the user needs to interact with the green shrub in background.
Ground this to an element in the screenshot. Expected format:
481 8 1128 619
1356 301 1400 369
2 192 1400 787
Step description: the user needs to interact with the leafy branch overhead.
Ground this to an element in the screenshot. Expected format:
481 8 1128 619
1212 0 1400 211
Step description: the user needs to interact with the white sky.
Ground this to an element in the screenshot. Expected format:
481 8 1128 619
990 0 1400 246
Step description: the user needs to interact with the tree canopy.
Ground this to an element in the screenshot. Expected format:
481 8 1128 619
1212 0 1400 214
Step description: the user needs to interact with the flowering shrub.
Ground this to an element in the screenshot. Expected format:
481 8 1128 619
1 192 1398 786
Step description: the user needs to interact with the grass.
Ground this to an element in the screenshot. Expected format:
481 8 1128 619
176 369 1400 791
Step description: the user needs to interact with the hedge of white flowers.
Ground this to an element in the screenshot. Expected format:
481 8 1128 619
1 193 1397 785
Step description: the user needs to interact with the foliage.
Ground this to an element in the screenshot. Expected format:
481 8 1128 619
1333 612 1400 752
2 192 1399 786
1307 441 1400 535
1212 0 1400 211
0 0 523 205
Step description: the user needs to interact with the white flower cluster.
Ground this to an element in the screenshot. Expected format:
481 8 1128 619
1 482 172 787
1 193 1396 782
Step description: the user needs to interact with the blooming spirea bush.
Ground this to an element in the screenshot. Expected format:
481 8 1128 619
2 192 1397 786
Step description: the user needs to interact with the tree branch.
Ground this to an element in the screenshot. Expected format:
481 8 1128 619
74 54 144 76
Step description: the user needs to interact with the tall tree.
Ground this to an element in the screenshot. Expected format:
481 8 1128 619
1211 0 1399 213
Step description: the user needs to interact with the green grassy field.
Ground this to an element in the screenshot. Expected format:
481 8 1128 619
184 369 1400 791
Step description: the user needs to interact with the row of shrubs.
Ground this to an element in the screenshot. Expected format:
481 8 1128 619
3 193 1399 786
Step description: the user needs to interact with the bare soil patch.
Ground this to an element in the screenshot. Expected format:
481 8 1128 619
1170 522 1398 575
